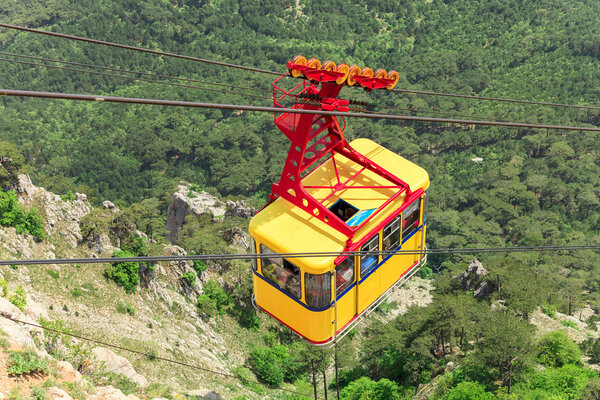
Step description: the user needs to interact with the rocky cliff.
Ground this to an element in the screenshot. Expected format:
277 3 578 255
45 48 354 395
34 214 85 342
0 176 230 399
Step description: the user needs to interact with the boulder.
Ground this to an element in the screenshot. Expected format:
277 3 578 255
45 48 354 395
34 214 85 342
91 347 148 387
46 387 73 399
186 389 222 400
88 386 136 400
225 200 256 219
0 296 47 355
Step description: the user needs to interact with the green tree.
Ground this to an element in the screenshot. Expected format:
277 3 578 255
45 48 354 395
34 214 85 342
472 311 535 391
537 330 582 368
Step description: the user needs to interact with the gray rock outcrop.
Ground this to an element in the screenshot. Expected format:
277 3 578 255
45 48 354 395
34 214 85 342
452 259 491 298
166 184 226 242
17 174 91 247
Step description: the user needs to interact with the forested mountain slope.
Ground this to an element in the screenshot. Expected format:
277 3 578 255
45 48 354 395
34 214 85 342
1 0 600 398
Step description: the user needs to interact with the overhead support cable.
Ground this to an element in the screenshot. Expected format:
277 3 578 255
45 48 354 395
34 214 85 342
393 87 600 111
1 245 598 266
0 51 271 93
0 315 320 399
0 23 281 76
0 58 273 101
3 24 600 112
2 88 600 132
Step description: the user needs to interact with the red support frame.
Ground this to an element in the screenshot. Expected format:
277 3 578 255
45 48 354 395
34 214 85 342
270 72 412 246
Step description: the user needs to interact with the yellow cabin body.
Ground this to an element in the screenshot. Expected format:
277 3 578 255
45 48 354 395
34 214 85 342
249 138 430 345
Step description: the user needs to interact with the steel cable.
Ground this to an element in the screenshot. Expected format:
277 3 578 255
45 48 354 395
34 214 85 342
1 245 598 266
0 57 273 101
0 315 320 399
0 51 271 93
2 89 600 132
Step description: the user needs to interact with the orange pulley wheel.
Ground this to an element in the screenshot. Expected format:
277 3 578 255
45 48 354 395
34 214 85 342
335 63 350 84
346 65 361 86
374 69 388 79
290 55 307 78
386 70 400 90
361 67 374 78
307 58 322 70
322 60 337 72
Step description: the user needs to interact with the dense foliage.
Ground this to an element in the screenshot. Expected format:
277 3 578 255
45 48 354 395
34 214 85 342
1 0 600 398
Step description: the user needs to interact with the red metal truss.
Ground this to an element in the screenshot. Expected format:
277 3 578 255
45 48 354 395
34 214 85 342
270 72 412 244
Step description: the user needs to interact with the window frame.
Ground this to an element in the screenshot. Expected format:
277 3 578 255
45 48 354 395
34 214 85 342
402 199 421 238
259 244 301 299
382 216 401 252
360 233 380 279
305 271 332 308
335 257 355 297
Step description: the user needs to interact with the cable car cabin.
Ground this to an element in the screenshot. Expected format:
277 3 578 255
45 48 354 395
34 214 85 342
249 138 429 346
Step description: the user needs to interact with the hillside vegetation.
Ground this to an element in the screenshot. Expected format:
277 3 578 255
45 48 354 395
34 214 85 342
1 0 600 399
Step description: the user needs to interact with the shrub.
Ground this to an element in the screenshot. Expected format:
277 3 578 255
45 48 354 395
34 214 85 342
46 269 59 279
60 190 76 202
248 347 284 387
7 350 48 376
182 272 196 286
537 330 582 367
104 250 139 293
587 338 600 364
561 320 578 329
38 318 94 372
9 285 26 311
247 345 300 387
417 266 434 279
196 280 230 317
116 302 135 315
192 259 208 274
71 288 84 297
0 277 8 297
31 385 48 400
0 191 45 240
541 304 558 319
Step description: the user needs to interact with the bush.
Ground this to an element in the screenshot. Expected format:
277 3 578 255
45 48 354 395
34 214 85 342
196 280 230 317
247 345 300 387
116 302 135 315
417 266 434 279
248 347 284 387
7 350 48 376
105 250 139 293
586 338 600 364
0 278 8 297
182 272 196 286
0 190 45 240
46 269 59 279
9 285 26 311
561 320 578 329
31 385 48 400
537 330 582 367
38 318 94 372
193 259 208 274
541 304 558 319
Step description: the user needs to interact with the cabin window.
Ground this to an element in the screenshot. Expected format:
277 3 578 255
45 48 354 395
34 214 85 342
305 272 332 308
402 199 421 238
382 216 401 252
251 238 257 271
335 257 354 296
360 234 379 279
260 244 301 299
